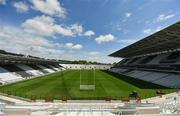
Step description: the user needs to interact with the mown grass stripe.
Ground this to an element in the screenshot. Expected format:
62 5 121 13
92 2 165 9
0 70 175 100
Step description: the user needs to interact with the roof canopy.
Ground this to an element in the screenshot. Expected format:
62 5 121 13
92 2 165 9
109 21 180 58
0 52 60 65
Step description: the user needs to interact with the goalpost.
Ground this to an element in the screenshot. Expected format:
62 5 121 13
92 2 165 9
79 68 95 90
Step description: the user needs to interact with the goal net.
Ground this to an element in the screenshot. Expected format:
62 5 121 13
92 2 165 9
79 68 95 90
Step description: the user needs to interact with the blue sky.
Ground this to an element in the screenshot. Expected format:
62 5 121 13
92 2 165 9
0 0 179 63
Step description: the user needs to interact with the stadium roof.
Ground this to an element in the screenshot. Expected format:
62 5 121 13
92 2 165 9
109 21 180 58
0 50 60 64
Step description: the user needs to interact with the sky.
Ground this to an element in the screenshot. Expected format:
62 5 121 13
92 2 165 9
0 0 179 63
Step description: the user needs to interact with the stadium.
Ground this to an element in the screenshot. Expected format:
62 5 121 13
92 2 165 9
0 0 180 116
0 22 179 116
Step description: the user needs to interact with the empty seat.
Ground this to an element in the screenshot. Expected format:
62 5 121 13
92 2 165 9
140 72 169 82
42 64 57 71
48 65 60 71
15 64 44 76
2 64 24 72
154 74 180 87
139 55 157 64
2 64 33 77
0 67 23 84
36 65 55 73
27 64 49 74
160 51 180 63
52 64 62 68
110 68 180 88
147 53 170 64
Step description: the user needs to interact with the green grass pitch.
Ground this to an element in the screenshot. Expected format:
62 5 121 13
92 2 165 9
0 70 174 100
80 69 95 85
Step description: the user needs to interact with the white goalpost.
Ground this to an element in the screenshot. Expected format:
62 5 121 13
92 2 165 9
79 68 96 90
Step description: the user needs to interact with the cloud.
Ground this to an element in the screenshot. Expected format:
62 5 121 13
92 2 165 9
22 15 84 37
143 28 152 34
72 44 83 49
22 15 58 36
0 0 6 5
154 26 162 32
95 34 115 44
31 0 66 18
65 43 74 48
157 14 175 22
65 43 83 50
125 12 132 18
86 51 119 63
0 25 117 63
122 12 132 22
87 56 119 64
84 30 95 36
0 25 66 59
22 15 94 37
143 26 163 34
117 39 139 45
69 24 83 36
88 51 100 56
14 1 29 13
66 51 119 63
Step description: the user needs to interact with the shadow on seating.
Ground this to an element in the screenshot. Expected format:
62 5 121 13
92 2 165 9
102 70 171 89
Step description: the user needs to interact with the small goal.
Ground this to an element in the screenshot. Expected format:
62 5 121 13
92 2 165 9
79 68 96 91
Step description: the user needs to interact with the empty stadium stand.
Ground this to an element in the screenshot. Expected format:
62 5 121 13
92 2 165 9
42 64 57 71
60 64 111 69
160 51 180 63
2 64 33 78
0 50 63 85
15 64 44 76
48 65 60 71
139 55 157 64
0 67 23 84
27 64 49 74
110 21 180 88
36 65 55 73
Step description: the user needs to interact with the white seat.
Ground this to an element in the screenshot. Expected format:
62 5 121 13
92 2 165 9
36 65 55 73
15 64 44 76
0 67 23 83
